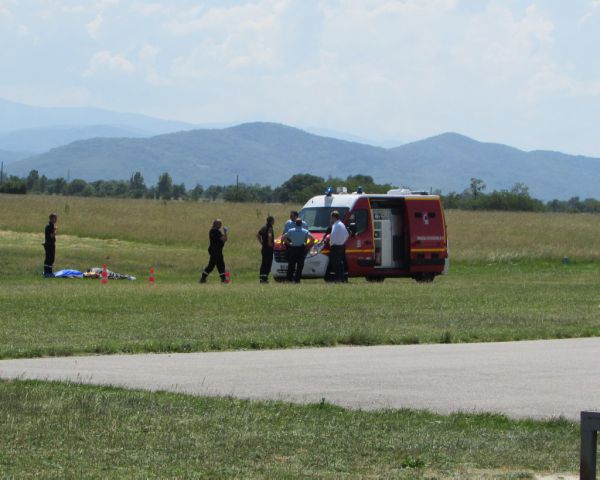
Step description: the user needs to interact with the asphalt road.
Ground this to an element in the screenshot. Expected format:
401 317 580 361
1 338 599 420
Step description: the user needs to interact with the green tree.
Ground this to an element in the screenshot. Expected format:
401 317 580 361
26 170 40 192
129 172 147 199
0 175 26 194
273 174 325 202
66 179 89 196
470 177 486 197
204 185 223 201
189 184 204 201
157 172 173 200
172 183 186 200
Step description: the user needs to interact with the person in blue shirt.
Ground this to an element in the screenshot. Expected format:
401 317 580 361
283 218 315 283
283 210 307 234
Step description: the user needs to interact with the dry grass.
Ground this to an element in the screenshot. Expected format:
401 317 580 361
2 194 600 266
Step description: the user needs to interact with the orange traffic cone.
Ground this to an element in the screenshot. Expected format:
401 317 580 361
224 271 231 284
149 267 155 285
101 264 108 284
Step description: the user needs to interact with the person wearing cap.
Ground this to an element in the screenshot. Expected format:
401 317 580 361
283 210 307 234
283 218 315 283
43 213 58 277
327 210 349 283
256 215 275 283
199 219 228 283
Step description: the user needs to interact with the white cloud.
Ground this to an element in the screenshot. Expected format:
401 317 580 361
0 0 14 18
86 13 103 39
84 50 135 76
139 43 160 60
130 2 169 16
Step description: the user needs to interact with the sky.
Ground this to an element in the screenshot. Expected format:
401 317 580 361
1 0 600 155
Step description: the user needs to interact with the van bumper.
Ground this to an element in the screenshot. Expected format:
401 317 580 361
272 253 329 279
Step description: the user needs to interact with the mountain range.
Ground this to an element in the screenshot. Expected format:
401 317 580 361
1 98 598 200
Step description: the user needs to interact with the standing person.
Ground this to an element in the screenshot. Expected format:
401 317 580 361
256 215 275 283
43 213 58 278
328 210 349 283
283 210 307 234
284 218 315 283
199 219 228 283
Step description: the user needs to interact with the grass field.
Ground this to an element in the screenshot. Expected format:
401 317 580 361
1 194 599 358
1 194 598 478
0 380 579 479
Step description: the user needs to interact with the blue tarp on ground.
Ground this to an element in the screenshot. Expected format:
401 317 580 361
53 269 84 278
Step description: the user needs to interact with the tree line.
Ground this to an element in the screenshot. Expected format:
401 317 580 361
1 170 599 213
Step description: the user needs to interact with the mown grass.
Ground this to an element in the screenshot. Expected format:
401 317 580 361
0 195 594 478
1 194 600 359
0 379 579 479
1 241 599 358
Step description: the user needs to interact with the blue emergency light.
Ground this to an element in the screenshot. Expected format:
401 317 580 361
325 186 333 196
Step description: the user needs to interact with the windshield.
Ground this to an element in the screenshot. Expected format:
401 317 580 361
300 207 349 232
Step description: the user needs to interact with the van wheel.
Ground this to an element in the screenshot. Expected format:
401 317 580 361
413 273 435 283
366 276 385 283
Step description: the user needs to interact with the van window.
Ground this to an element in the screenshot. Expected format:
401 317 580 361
300 207 349 232
350 209 369 234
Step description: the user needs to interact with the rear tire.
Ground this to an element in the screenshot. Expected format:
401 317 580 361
365 276 385 283
413 273 435 283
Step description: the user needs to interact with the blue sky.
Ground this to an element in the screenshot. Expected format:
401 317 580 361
1 0 599 155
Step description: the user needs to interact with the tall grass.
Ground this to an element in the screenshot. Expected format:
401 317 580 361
2 193 600 265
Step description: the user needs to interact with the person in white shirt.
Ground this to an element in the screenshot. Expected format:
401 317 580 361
328 210 349 282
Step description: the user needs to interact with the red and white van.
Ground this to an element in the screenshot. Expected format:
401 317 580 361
272 188 448 282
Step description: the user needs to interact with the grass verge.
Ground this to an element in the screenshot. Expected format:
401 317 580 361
0 379 578 479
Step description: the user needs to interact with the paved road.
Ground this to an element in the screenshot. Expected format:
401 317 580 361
1 338 599 420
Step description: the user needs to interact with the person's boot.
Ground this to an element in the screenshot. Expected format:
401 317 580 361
219 273 227 283
199 272 208 283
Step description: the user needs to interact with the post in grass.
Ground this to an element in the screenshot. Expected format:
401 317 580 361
149 267 155 285
101 264 108 284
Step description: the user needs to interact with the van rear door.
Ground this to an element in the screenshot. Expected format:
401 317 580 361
404 197 447 272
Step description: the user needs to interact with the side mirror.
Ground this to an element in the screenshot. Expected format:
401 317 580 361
348 222 357 236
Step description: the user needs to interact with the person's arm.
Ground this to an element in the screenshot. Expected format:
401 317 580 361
283 234 291 246
256 229 263 245
268 230 274 248
222 227 228 243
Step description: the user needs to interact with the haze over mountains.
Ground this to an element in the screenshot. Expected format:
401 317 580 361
2 99 598 200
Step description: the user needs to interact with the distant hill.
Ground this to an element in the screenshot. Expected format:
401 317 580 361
387 133 600 199
0 125 151 154
0 97 198 136
6 123 600 200
0 149 30 165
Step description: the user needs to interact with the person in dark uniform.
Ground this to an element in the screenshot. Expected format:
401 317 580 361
256 215 275 283
283 218 315 283
199 219 228 283
43 213 58 277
